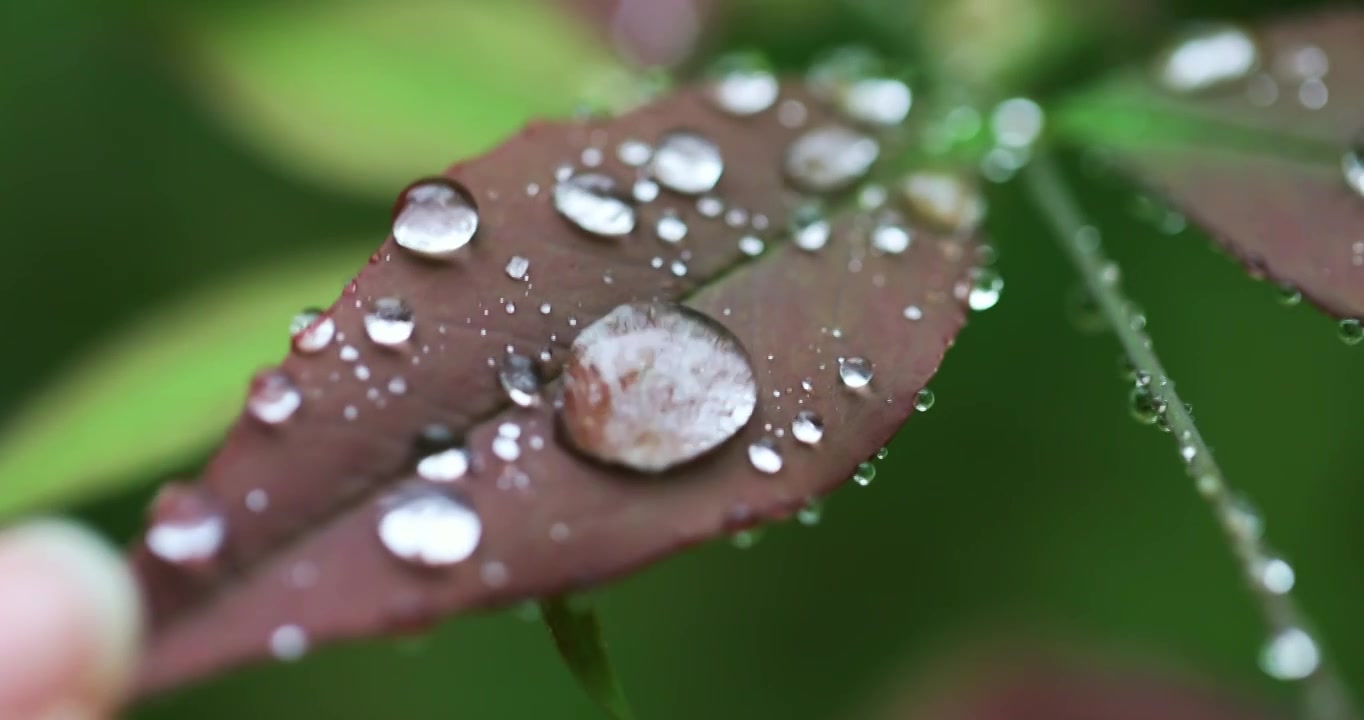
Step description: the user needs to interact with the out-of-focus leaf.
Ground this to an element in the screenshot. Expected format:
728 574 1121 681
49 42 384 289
1053 9 1364 320
541 596 633 720
174 0 625 199
129 81 978 697
0 250 364 517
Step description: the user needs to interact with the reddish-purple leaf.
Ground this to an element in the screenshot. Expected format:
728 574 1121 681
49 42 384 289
129 82 976 696
1058 9 1364 319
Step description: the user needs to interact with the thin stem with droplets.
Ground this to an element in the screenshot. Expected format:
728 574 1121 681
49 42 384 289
1024 153 1358 720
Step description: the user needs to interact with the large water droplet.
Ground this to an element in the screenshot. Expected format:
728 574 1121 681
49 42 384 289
377 483 482 568
707 52 779 116
747 439 784 474
145 484 227 566
791 410 825 445
1129 387 1167 425
247 370 302 425
656 213 689 243
290 308 336 354
392 178 479 258
785 127 879 193
559 302 758 472
1260 628 1320 680
967 268 1004 310
499 353 542 407
791 205 831 251
651 131 724 195
417 448 470 483
1157 24 1260 94
365 297 415 346
554 173 636 237
838 357 874 389
901 172 985 233
1342 145 1364 197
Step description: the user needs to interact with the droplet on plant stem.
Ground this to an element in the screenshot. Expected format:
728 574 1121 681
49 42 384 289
377 483 482 568
1254 555 1296 594
365 298 416 346
1260 628 1320 681
838 357 874 389
247 370 302 425
791 410 825 445
558 302 757 473
785 126 879 193
554 173 636 237
1156 24 1260 94
392 178 480 258
706 52 779 116
656 213 688 243
651 131 724 195
499 353 542 407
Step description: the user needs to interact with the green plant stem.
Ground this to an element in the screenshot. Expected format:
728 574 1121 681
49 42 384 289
1024 153 1358 720
541 596 635 720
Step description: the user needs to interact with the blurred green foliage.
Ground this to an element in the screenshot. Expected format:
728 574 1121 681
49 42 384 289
0 0 1359 718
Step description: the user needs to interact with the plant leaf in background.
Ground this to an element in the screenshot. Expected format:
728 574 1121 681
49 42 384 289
1054 9 1364 322
541 596 634 720
174 0 625 200
130 80 980 697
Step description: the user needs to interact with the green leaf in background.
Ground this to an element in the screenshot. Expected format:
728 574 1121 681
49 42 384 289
0 249 365 518
541 596 634 720
174 0 626 200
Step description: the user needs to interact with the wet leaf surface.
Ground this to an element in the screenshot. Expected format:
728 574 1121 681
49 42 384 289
1054 9 1364 319
130 81 975 697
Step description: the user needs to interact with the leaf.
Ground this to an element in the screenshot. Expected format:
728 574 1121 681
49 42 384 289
1053 9 1364 320
174 0 625 199
541 596 633 720
0 250 364 518
128 81 977 697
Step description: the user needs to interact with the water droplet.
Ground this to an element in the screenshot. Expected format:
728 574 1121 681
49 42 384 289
914 389 935 412
738 235 764 256
559 303 758 472
967 268 1004 311
707 52 779 116
901 172 985 233
838 357 874 389
554 173 636 237
656 213 688 243
581 147 604 167
505 255 530 280
377 483 482 568
1157 24 1260 94
1341 145 1364 196
247 370 302 425
697 195 724 217
797 498 824 525
632 178 660 203
747 439 784 474
269 624 310 661
392 179 479 258
903 305 924 321
417 448 469 483
617 139 653 167
871 218 912 254
669 260 688 277
852 462 876 486
1129 387 1167 425
791 205 831 251
730 528 764 549
499 353 541 407
791 410 825 445
1339 318 1363 345
1255 555 1296 594
365 298 415 346
1260 628 1320 680
1180 444 1197 463
990 97 1045 148
840 77 912 126
651 131 724 195
290 308 336 354
785 126 879 193
245 488 269 512
145 485 226 566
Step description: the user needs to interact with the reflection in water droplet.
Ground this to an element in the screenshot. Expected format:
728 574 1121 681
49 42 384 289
1339 318 1363 346
269 624 310 661
747 439 784 474
914 389 935 412
417 448 470 483
365 298 416 346
1157 24 1259 94
554 173 636 237
377 483 482 567
707 52 780 116
559 303 757 472
145 485 226 566
785 127 879 193
651 131 724 195
791 410 825 445
839 357 874 389
505 255 530 280
392 179 480 257
499 353 541 407
291 308 336 354
1260 628 1320 680
871 218 911 255
968 268 1004 310
248 370 302 424
791 205 831 251
797 498 824 525
901 172 985 233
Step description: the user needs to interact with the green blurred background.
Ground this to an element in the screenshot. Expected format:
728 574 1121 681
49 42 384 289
1 0 1359 717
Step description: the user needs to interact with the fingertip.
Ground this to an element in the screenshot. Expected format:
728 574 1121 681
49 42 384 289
0 519 143 719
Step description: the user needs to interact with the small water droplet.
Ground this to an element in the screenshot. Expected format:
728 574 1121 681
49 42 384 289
967 268 1004 311
1260 628 1320 680
1338 318 1363 345
417 448 469 483
1180 444 1197 463
290 308 336 354
505 255 530 280
707 52 779 116
747 439 784 474
632 178 660 203
903 305 923 321
901 172 985 233
392 179 479 258
791 205 831 251
377 483 482 568
914 389 935 412
1129 387 1167 425
1157 24 1260 94
499 353 541 407
269 624 310 661
559 303 758 472
145 485 226 566
785 126 879 193
871 218 912 255
617 139 653 167
797 498 824 525
791 410 825 445
670 260 688 277
554 173 636 237
838 357 874 389
248 370 302 425
875 447 889 460
738 235 764 256
365 298 416 346
1255 555 1296 594
730 528 763 549
852 462 876 486
656 213 688 243
651 131 724 195
697 196 723 217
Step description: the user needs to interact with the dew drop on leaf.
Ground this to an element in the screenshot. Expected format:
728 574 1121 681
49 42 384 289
871 217 912 255
1260 627 1320 681
364 298 416 347
838 357 874 389
1156 24 1260 94
554 173 636 237
1339 318 1363 346
903 305 924 321
914 389 935 412
791 205 831 251
747 439 784 474
499 353 542 408
707 52 779 116
784 126 880 193
651 131 725 195
967 268 1004 311
791 409 825 445
558 302 758 472
416 448 470 483
505 255 530 280
1275 284 1303 307
145 484 227 567
852 461 876 486
392 178 480 258
376 483 482 568
290 308 336 354
738 235 765 256
268 624 309 662
901 171 985 234
247 369 302 425
656 213 688 243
